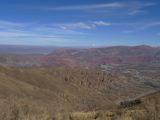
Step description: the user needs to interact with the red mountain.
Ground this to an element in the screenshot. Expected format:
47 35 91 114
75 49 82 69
0 45 160 67
42 45 160 67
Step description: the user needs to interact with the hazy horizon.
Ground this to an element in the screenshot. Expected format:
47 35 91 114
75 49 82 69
0 43 159 48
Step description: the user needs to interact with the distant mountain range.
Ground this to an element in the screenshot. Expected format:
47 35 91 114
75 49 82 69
0 45 160 67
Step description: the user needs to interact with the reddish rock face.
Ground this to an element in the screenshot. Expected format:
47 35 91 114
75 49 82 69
0 45 160 67
40 45 160 67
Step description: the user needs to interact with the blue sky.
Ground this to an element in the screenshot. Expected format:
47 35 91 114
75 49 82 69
0 0 160 46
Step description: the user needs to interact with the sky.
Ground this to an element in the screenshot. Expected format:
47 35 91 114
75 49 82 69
0 0 160 47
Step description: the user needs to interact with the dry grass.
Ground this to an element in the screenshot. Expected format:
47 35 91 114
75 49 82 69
0 66 159 120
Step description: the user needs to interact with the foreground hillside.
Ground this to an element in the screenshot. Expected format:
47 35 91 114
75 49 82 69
0 65 159 119
0 90 159 120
